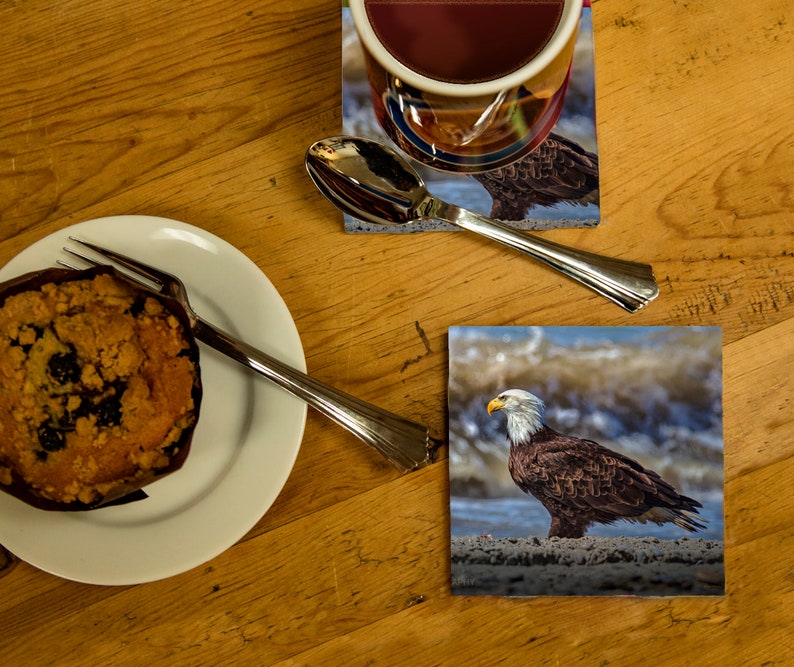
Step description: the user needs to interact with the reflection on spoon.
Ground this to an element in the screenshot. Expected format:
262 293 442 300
305 136 659 313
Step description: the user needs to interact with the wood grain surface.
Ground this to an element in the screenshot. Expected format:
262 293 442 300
1 0 792 664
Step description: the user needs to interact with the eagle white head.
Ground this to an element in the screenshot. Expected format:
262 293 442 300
487 389 546 442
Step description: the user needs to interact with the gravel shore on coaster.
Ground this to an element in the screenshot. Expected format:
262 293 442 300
451 535 724 597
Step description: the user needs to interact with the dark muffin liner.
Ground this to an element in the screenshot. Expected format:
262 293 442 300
0 265 203 511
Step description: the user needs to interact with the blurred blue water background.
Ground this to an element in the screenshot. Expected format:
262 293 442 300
448 326 724 540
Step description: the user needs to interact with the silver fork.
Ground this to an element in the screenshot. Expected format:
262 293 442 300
60 238 439 472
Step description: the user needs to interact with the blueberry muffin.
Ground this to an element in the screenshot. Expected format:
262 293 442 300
0 266 202 510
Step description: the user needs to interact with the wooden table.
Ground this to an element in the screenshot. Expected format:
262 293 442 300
1 0 791 663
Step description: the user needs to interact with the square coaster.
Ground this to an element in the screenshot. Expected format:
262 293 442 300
341 3 600 232
448 326 725 597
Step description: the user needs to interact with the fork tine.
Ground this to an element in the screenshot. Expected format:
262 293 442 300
60 247 105 270
60 246 156 291
56 253 87 271
66 237 166 287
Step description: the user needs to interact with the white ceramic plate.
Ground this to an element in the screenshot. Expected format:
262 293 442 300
0 215 307 585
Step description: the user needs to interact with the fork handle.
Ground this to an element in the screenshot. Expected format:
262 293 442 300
192 319 436 472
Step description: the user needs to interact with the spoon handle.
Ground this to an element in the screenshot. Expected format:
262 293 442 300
433 201 659 312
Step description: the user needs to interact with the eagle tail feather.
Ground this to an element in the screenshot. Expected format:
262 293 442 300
640 506 707 532
672 510 708 533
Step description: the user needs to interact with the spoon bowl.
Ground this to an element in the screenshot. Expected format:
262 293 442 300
306 137 425 226
305 135 659 312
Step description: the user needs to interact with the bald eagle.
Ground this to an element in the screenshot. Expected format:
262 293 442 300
487 389 706 538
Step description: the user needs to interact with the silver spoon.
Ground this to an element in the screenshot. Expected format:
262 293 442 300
305 135 659 313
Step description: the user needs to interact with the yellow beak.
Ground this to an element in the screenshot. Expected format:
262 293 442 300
487 396 505 415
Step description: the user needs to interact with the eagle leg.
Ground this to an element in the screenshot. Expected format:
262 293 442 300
548 515 588 539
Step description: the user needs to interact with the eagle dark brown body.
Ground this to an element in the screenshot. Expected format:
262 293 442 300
488 389 706 539
472 133 599 221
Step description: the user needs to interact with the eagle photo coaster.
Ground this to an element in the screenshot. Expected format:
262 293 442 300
447 326 725 597
341 3 600 233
